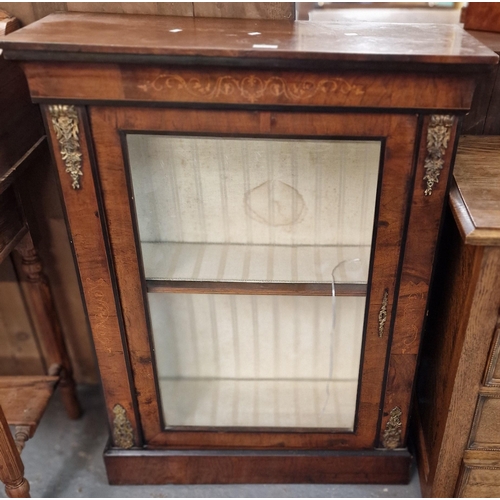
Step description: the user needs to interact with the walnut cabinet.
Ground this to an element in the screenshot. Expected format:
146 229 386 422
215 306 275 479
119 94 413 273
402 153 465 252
1 13 497 484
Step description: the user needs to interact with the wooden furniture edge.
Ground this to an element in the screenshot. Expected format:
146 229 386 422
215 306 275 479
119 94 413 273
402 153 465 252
450 179 500 246
103 446 412 485
0 10 20 37
0 136 46 195
0 226 27 265
0 375 59 436
0 13 497 66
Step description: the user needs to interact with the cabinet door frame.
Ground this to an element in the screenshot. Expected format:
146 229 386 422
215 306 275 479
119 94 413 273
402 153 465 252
87 107 418 450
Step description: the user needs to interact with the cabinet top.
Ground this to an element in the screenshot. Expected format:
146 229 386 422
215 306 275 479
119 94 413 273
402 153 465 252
1 12 498 68
451 136 500 246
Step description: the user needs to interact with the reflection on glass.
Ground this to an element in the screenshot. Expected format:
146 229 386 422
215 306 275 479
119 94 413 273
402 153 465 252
127 135 381 429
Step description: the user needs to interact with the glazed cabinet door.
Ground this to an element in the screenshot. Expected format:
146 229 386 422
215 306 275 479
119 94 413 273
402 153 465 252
90 107 418 449
65 107 418 450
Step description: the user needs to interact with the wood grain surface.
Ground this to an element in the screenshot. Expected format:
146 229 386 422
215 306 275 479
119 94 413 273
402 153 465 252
456 450 500 497
416 133 500 497
42 104 141 446
485 322 500 387
192 2 293 20
21 61 478 112
104 448 411 485
469 393 500 450
146 281 366 296
0 375 58 434
0 404 30 497
415 219 500 496
0 187 25 262
0 56 42 183
379 115 458 449
0 12 496 65
462 30 500 135
452 136 500 245
13 139 97 383
464 2 500 33
0 9 96 384
0 2 293 25
0 257 45 376
0 8 19 34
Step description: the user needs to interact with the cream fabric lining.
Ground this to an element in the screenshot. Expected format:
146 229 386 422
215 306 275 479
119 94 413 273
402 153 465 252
160 379 357 429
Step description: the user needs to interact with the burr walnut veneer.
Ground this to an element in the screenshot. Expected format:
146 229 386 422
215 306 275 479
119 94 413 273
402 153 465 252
1 13 497 485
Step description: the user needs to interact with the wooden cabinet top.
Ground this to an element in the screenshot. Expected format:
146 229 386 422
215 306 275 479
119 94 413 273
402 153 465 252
1 12 498 68
451 136 500 246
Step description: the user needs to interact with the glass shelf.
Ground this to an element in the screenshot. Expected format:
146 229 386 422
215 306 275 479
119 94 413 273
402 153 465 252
142 241 370 296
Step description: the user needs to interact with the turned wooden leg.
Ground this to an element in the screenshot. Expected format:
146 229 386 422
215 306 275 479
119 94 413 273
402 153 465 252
13 427 30 456
14 233 82 419
0 407 30 498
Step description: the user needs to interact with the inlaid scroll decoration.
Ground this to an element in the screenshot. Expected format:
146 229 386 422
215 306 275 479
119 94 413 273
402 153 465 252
112 404 134 449
378 289 389 338
423 115 454 196
382 406 403 449
137 74 365 103
48 104 83 190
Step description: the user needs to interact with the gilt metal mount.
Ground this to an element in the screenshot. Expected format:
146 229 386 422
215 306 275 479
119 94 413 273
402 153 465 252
382 406 403 449
48 104 83 190
423 115 454 196
112 404 134 449
378 289 389 338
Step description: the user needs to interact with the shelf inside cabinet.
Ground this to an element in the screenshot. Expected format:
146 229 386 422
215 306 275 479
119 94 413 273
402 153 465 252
142 242 370 296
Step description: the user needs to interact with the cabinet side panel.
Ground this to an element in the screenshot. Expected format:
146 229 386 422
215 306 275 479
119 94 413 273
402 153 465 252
414 210 481 495
41 104 141 447
379 115 458 450
433 249 500 496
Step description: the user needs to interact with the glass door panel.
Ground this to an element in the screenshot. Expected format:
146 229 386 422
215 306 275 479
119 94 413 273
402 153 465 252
150 293 365 429
126 134 381 430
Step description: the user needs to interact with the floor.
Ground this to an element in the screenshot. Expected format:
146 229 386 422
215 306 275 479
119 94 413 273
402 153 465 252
3 385 422 498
